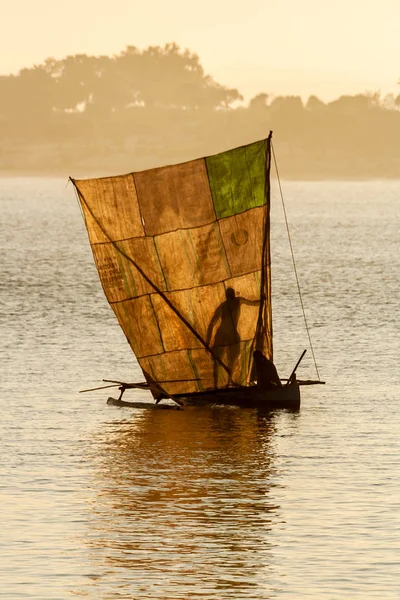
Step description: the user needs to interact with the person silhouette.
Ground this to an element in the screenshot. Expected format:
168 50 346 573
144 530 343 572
252 349 282 390
206 287 259 387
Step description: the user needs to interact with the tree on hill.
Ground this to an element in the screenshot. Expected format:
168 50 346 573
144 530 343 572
0 44 242 119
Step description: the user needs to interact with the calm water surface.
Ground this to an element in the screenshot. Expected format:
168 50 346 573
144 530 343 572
1 178 399 598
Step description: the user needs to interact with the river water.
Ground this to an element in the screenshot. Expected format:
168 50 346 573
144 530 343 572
1 178 399 599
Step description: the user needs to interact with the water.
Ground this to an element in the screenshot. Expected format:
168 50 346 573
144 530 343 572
1 178 399 598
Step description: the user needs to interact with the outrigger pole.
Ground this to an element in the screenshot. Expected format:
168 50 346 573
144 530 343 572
283 349 325 386
79 379 203 407
287 349 307 383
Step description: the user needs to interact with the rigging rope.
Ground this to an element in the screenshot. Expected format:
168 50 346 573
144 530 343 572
271 142 321 381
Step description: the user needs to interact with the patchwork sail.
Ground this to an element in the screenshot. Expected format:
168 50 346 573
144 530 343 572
72 137 273 397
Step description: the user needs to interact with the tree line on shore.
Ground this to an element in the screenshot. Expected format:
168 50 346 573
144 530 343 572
1 43 399 178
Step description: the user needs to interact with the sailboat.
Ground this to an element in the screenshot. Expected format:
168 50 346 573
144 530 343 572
73 132 322 410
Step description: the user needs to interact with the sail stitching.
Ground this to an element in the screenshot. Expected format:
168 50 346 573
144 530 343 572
88 203 265 246
131 337 258 360
105 267 263 304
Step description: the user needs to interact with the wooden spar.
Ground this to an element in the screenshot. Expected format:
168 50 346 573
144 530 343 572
101 378 200 405
80 384 120 393
281 379 325 386
103 380 150 389
102 378 200 387
285 349 307 386
79 381 162 394
101 379 185 407
80 379 200 407
80 377 210 408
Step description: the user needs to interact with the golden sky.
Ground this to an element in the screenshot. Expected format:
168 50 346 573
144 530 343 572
2 0 399 100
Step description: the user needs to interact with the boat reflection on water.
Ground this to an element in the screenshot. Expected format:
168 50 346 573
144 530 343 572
82 407 285 598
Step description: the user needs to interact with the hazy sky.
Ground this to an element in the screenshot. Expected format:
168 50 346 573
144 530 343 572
1 0 399 101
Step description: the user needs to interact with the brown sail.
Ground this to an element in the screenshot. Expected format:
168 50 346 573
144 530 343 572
72 136 272 397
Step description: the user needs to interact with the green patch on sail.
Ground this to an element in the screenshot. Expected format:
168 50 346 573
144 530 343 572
206 140 267 219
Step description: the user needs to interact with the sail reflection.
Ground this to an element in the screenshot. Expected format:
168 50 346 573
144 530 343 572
84 408 282 599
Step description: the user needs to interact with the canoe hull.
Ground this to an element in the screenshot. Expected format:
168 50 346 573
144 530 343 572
176 380 300 410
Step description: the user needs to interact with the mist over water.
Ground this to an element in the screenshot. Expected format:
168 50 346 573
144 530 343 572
1 178 399 598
